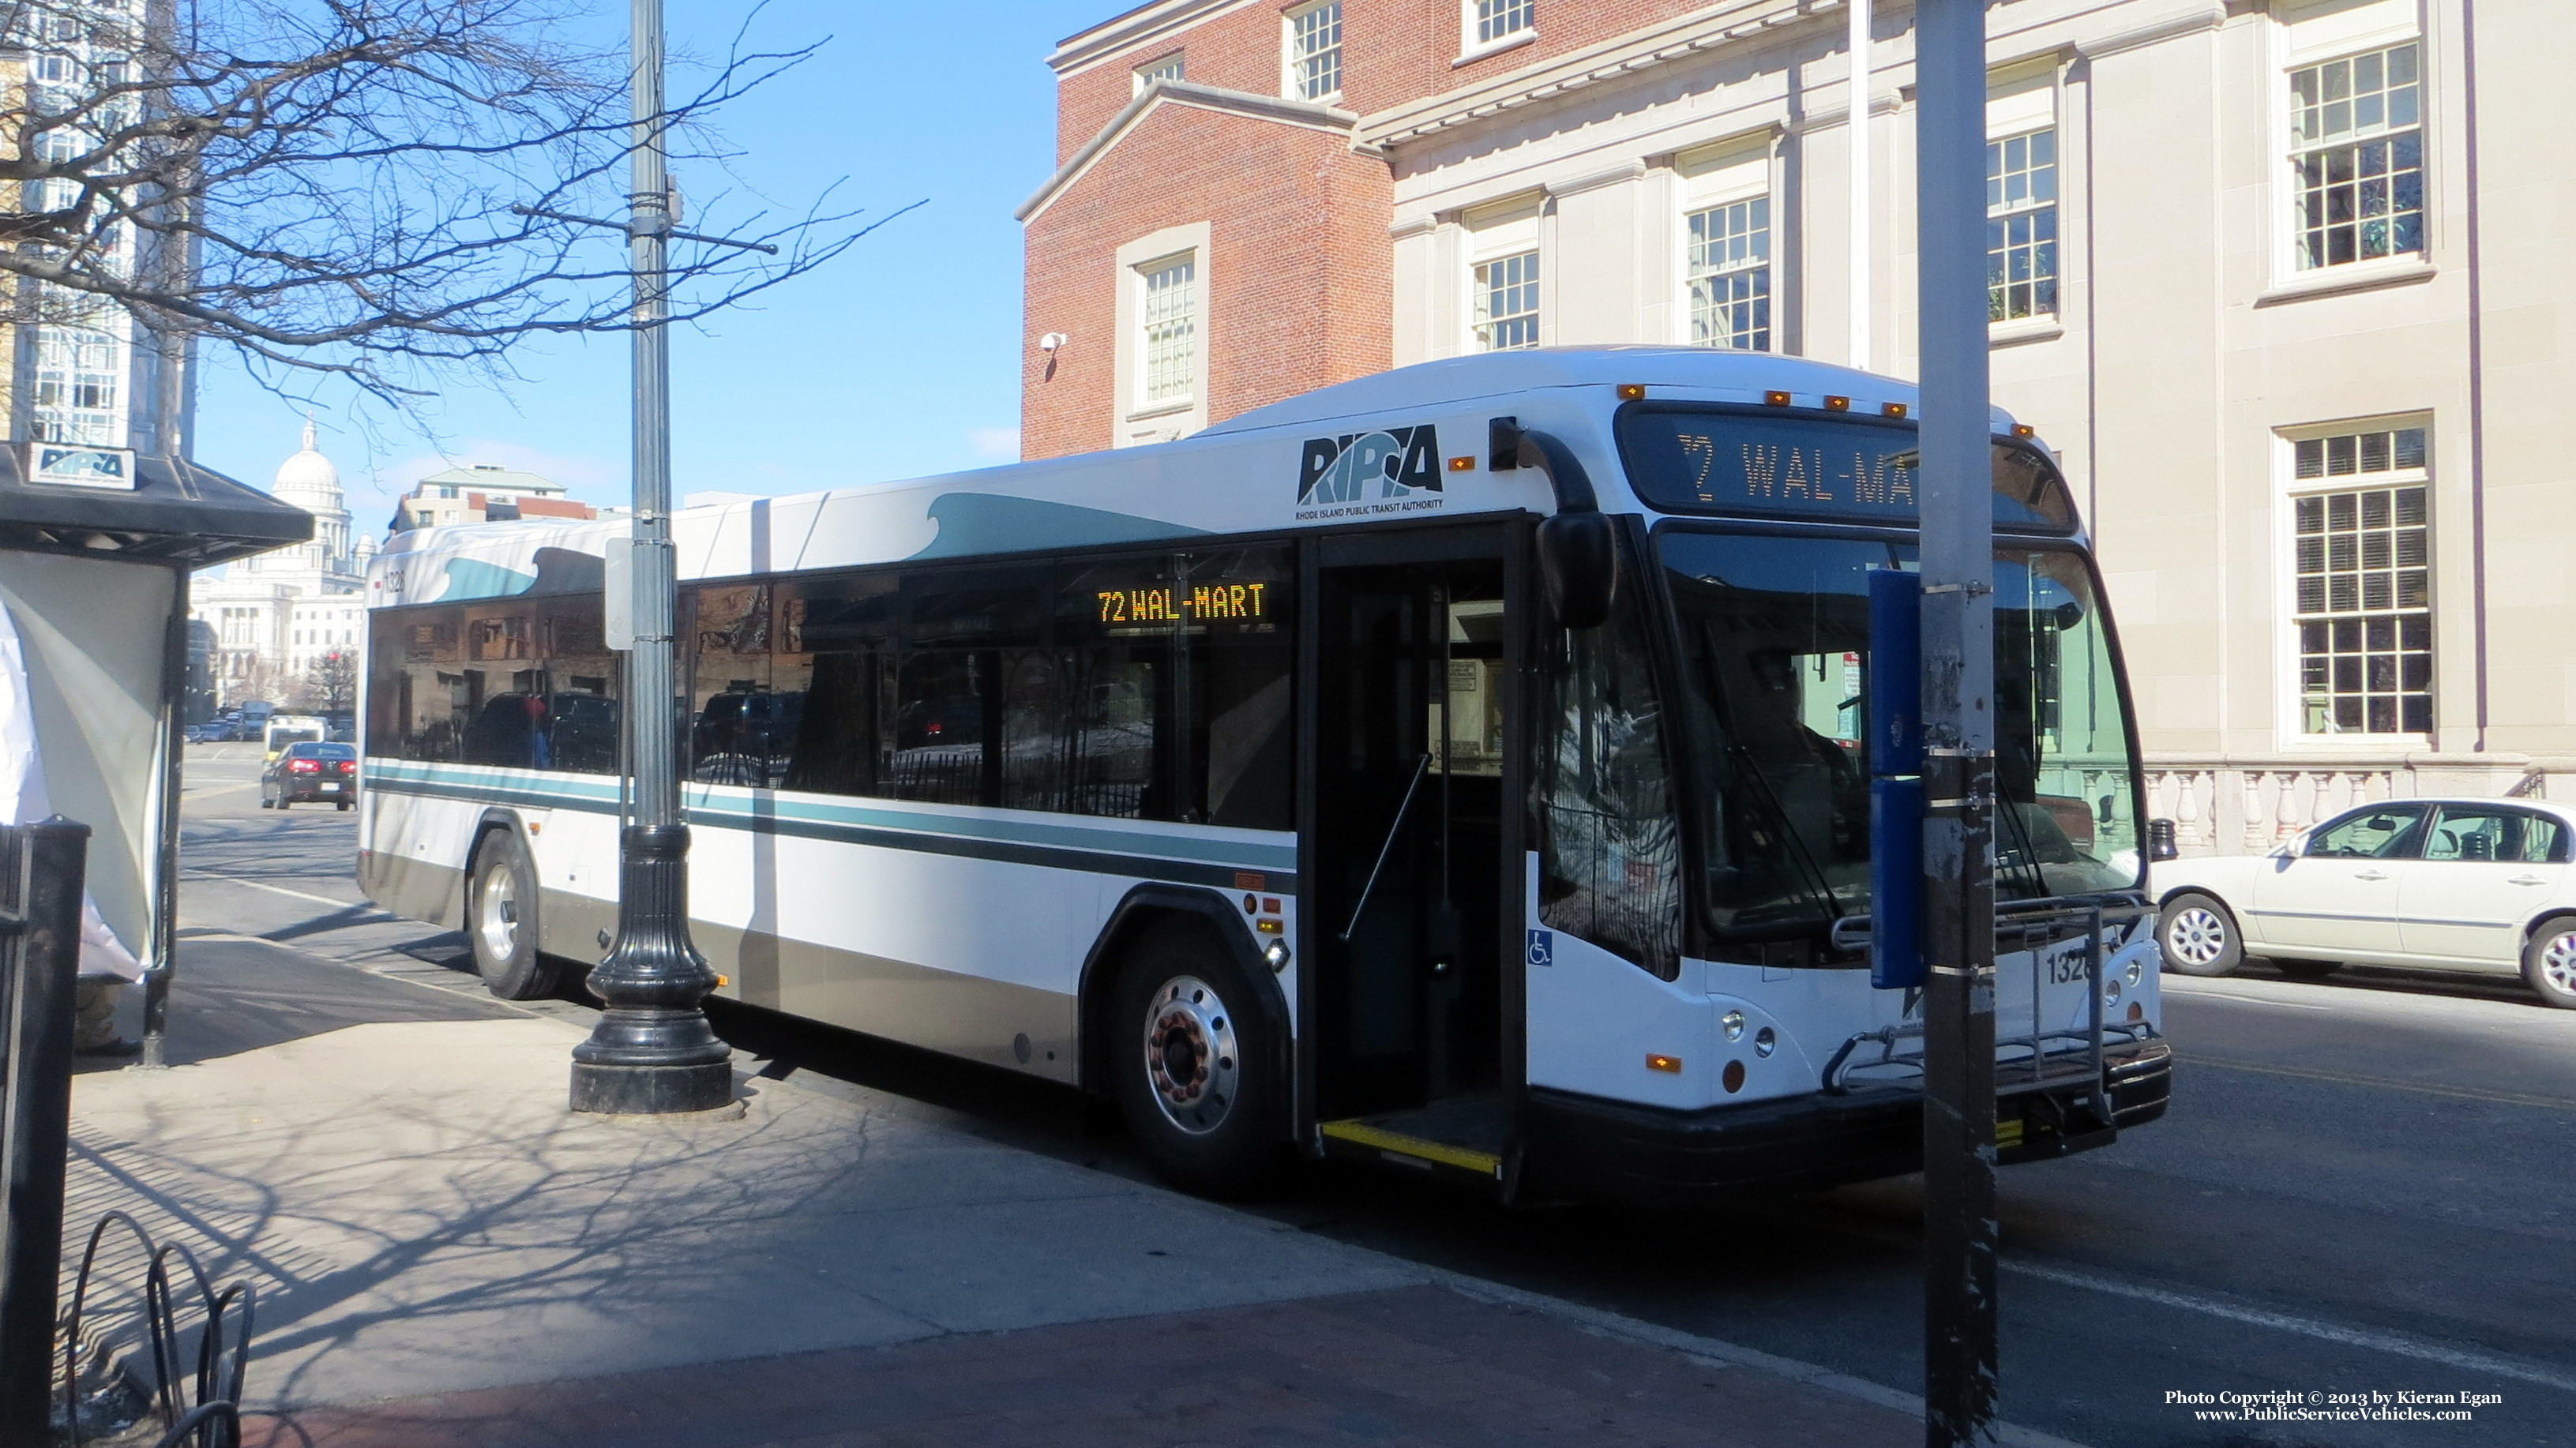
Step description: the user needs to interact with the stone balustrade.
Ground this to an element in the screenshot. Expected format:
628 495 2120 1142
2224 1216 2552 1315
2142 756 2560 857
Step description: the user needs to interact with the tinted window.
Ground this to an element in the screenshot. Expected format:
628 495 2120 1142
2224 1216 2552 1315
366 594 621 773
2306 805 2428 858
2425 807 2565 864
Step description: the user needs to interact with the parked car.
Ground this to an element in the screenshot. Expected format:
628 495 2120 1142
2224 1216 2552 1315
261 741 359 810
2153 797 2576 1008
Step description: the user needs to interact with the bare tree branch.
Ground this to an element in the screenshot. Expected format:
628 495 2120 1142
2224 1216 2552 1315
0 0 905 407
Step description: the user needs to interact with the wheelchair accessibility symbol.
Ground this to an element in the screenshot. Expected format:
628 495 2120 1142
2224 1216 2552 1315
1526 929 1554 967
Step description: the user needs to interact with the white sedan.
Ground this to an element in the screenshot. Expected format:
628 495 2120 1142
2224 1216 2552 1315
2151 797 2576 1009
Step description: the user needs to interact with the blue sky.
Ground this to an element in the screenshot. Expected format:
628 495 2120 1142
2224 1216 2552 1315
191 1 1105 526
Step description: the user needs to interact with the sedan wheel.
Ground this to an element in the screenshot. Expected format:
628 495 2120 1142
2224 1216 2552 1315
2157 891 2244 977
2525 916 2576 1011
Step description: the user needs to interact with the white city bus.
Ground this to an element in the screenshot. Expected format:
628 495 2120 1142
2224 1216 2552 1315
358 348 2171 1201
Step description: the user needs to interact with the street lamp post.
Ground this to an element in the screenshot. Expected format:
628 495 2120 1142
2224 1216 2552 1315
1913 0 2001 1442
568 0 732 1115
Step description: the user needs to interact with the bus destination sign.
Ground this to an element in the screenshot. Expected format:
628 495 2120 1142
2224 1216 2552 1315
1616 407 2075 531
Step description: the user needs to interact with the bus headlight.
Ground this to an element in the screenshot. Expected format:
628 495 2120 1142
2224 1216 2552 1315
1722 1010 1745 1041
1264 940 1291 973
2105 977 2124 1003
2124 961 2143 988
1753 1027 1776 1058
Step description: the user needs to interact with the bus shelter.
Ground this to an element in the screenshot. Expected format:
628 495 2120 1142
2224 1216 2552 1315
0 442 312 1056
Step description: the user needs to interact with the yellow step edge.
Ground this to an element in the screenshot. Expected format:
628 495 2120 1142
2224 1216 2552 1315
1320 1120 1502 1177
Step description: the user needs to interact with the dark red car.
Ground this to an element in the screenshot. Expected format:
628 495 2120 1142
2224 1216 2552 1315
261 741 358 810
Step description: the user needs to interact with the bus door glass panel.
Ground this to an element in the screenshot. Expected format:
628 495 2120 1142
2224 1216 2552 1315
688 582 778 786
535 595 618 775
1314 558 1504 1117
2400 806 2568 964
2258 804 2424 955
459 602 539 767
1535 544 1680 979
779 573 896 797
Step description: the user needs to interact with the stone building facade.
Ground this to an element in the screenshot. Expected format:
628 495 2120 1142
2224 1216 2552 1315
1021 0 2573 836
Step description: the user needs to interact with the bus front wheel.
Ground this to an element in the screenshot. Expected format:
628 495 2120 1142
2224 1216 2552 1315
467 828 559 1000
1112 920 1284 1198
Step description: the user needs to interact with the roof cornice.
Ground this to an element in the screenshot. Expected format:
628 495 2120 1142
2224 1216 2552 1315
1048 0 1260 77
1018 81 1358 223
1357 0 1838 150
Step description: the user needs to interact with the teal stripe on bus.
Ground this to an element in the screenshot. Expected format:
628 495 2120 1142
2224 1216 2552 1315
363 761 1299 893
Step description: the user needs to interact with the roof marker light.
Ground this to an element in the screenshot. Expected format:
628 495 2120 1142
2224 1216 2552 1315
1882 401 1908 418
1824 394 1851 412
2012 423 2037 437
1617 383 1647 401
1763 390 1792 407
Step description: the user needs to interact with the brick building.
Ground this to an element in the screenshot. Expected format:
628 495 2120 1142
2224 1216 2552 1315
1022 0 2574 825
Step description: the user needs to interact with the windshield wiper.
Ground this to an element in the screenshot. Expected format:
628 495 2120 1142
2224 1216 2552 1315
1721 737 1844 928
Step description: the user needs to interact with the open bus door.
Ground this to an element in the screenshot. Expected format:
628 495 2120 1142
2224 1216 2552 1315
1302 521 1529 1195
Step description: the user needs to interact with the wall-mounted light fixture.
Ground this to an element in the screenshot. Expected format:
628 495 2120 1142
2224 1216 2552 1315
1038 332 1068 353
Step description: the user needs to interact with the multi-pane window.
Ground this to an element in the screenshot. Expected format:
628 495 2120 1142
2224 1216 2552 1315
1133 54 1182 93
1686 197 1770 351
2292 425 2431 735
1138 254 1196 406
32 326 122 445
1986 129 2058 321
1286 2 1342 102
1474 0 1534 47
2290 43 2424 270
1472 251 1540 351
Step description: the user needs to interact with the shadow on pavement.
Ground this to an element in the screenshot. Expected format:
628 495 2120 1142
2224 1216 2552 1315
78 937 516 1075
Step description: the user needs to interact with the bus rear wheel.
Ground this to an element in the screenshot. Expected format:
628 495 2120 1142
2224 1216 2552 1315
467 828 559 1000
1112 920 1283 1198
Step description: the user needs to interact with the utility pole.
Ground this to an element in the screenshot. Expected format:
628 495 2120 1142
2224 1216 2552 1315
567 0 734 1114
1848 0 1872 370
1913 0 2000 1442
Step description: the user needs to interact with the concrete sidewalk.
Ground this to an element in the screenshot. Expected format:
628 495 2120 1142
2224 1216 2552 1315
65 945 1935 1447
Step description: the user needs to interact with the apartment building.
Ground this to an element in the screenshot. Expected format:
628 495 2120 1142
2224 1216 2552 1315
1020 0 2570 834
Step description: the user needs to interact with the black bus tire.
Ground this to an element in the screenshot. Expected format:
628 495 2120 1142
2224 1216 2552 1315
1112 918 1286 1198
467 828 558 1000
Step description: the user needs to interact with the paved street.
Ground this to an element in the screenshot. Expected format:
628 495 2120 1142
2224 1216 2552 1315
148 745 2576 1446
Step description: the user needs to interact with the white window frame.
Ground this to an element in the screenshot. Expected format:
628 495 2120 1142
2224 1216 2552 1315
1672 137 1774 353
1132 52 1183 94
2271 0 2428 288
1112 223 1211 447
2274 415 2435 747
1985 66 2060 331
1462 199 1541 354
1136 252 1197 409
1458 0 1535 64
1282 1 1342 104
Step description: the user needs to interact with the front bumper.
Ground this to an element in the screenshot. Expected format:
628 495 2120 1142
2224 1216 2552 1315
1522 1039 2172 1206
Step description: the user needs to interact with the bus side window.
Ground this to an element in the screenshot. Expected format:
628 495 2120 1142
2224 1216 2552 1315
1534 540 1683 980
781 574 896 798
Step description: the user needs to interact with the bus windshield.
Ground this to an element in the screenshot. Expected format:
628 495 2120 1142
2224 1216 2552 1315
1658 528 2141 937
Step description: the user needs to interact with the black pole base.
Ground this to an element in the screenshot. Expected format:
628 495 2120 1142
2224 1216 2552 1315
570 1054 733 1114
571 823 733 1116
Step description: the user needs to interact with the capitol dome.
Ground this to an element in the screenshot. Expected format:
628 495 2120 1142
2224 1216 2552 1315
272 415 342 505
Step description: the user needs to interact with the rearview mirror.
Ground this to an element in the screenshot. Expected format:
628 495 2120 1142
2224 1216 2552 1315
1496 417 1617 630
1537 509 1615 630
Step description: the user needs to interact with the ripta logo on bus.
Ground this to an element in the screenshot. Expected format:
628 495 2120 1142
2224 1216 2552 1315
1295 425 1444 509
